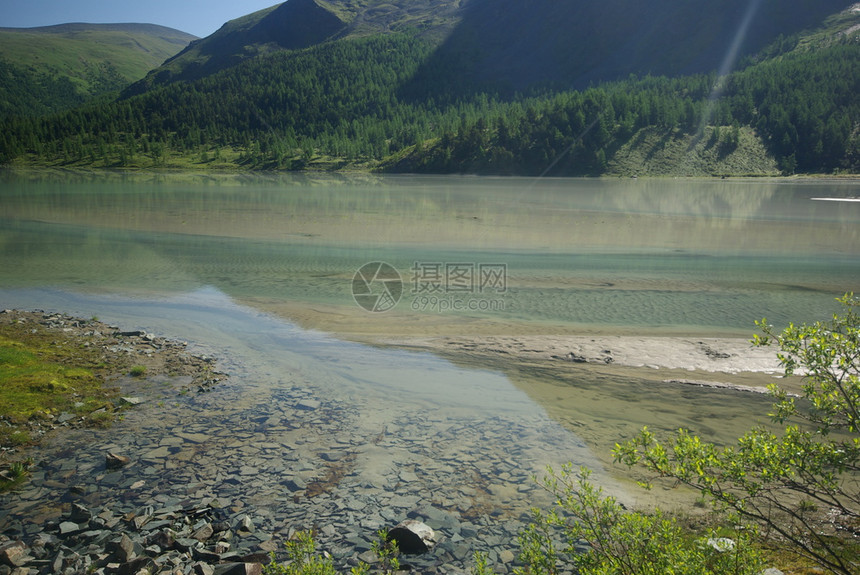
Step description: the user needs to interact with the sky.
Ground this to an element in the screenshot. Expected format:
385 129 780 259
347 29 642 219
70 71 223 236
0 0 282 38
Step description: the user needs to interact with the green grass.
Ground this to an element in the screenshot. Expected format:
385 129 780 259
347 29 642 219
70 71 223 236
0 459 32 493
0 321 123 448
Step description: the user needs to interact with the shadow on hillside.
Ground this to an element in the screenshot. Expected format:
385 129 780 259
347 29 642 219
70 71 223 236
398 0 850 104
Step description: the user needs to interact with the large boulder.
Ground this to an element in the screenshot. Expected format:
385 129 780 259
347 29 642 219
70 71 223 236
387 520 436 554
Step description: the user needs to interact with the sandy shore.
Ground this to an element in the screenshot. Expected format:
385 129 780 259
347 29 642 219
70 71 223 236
381 334 783 373
374 333 798 394
246 297 797 397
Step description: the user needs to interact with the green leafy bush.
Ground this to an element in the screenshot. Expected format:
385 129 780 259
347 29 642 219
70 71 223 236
516 466 763 575
263 530 400 575
614 294 860 574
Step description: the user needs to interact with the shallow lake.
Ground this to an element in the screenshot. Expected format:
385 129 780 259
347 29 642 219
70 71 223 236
1 170 858 568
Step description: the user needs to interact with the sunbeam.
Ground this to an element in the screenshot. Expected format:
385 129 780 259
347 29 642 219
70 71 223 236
693 0 766 145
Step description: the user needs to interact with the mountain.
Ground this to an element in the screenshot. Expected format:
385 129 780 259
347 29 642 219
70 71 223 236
131 0 849 98
126 0 461 93
1 1 857 176
403 0 853 97
0 23 196 117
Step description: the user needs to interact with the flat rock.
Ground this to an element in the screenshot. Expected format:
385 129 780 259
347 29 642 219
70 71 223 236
177 432 210 444
296 399 320 411
58 521 81 535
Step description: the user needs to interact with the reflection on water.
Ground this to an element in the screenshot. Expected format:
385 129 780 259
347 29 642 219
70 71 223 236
1 171 858 334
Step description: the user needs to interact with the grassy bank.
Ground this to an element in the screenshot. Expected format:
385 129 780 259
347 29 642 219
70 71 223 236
0 315 123 449
0 310 227 492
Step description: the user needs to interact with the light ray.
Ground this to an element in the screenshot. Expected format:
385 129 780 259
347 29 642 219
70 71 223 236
694 0 765 143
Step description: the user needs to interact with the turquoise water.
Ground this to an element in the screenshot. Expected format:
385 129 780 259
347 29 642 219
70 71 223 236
1 171 858 333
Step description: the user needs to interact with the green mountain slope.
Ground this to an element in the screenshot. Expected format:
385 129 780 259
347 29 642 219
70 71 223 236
1 2 856 176
126 0 461 93
0 23 196 117
403 0 852 98
131 0 849 98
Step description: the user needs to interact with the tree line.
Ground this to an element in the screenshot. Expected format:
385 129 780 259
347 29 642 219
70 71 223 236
0 32 856 175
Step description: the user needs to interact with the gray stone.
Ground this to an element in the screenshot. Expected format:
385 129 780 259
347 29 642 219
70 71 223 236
296 399 320 411
387 520 436 554
0 541 29 567
177 432 210 444
450 543 471 561
237 515 255 534
214 563 264 575
192 523 215 542
399 471 419 483
344 535 372 553
109 533 136 563
58 522 81 535
57 412 76 424
415 506 460 530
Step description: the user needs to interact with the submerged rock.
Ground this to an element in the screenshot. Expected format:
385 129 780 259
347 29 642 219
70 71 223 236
105 452 130 469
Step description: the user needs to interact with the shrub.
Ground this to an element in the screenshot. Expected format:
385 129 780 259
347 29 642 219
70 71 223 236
516 465 763 575
614 294 860 574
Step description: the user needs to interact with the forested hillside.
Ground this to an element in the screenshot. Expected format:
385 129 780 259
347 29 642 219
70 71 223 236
0 24 195 118
0 2 857 176
402 0 852 97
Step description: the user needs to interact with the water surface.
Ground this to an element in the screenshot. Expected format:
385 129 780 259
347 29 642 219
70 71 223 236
2 171 858 334
1 171 858 563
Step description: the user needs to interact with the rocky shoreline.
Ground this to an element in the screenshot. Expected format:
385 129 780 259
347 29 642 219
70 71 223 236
0 309 228 454
0 310 575 575
1 497 273 575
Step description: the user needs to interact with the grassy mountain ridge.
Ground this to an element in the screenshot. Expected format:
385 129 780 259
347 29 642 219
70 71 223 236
126 1 342 92
127 0 463 93
0 23 195 117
